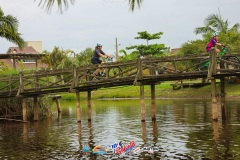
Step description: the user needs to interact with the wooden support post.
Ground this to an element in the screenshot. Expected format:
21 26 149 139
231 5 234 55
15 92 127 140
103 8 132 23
212 121 219 142
208 48 218 121
211 79 218 121
76 91 81 122
35 59 38 70
22 98 27 122
52 95 62 114
208 49 217 78
23 123 28 143
57 99 61 113
34 97 38 121
87 91 92 122
56 97 61 113
141 122 147 143
140 85 145 122
13 58 16 70
220 78 226 120
134 55 143 85
17 71 24 96
151 84 156 121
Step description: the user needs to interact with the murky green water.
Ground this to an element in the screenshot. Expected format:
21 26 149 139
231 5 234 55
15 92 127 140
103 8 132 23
0 99 240 160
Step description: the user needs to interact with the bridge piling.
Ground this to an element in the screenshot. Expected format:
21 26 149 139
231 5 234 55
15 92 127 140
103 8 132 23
220 78 226 120
33 97 38 121
140 85 145 122
22 98 28 122
87 91 92 122
52 95 62 113
76 91 81 122
151 85 156 121
209 49 219 121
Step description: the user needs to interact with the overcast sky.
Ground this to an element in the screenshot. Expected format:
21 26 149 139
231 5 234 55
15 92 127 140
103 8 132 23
0 0 239 55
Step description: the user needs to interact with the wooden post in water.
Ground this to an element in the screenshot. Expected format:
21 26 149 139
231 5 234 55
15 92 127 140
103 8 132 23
136 55 146 122
76 91 81 122
209 49 218 121
87 91 92 122
33 97 38 121
52 95 62 113
220 78 226 120
140 85 145 122
151 84 156 121
22 98 27 122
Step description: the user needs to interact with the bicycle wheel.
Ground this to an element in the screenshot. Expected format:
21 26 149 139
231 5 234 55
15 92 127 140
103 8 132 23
198 58 209 71
224 56 240 69
108 67 123 78
79 70 92 83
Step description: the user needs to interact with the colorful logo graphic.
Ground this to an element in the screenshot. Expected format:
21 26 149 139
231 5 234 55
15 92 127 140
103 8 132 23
142 146 159 154
132 147 141 154
92 145 107 154
82 145 91 155
111 140 136 154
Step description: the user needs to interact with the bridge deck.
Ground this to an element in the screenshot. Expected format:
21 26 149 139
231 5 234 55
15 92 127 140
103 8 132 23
0 53 239 98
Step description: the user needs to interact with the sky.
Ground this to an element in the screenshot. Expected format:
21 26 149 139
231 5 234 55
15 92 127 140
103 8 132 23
0 0 239 55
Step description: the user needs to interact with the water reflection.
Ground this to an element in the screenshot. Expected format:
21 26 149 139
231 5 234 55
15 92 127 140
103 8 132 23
0 99 240 159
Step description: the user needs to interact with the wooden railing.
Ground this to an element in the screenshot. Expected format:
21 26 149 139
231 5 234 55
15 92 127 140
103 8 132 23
0 53 239 98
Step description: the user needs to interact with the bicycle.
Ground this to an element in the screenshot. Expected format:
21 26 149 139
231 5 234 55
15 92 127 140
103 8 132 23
87 57 123 81
198 46 240 71
197 46 240 83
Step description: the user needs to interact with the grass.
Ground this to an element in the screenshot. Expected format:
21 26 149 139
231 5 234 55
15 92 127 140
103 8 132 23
60 79 240 100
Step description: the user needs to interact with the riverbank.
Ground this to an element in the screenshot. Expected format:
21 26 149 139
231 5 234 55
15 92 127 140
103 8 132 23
60 80 240 100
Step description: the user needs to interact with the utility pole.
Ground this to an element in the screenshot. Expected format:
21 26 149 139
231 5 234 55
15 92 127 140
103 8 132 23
115 37 119 61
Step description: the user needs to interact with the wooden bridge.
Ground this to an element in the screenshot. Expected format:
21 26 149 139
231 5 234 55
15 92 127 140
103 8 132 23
1 49 240 122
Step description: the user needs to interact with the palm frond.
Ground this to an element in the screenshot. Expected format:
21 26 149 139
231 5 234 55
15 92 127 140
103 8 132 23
35 0 75 13
129 0 143 12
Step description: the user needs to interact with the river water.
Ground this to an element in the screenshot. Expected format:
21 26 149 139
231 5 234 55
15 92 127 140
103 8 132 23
0 99 240 160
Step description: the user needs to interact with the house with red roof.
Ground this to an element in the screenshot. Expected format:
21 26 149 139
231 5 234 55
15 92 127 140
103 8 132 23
0 41 46 70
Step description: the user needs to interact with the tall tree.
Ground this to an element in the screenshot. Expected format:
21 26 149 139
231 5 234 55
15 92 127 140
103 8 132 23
41 46 73 70
75 47 93 66
194 13 240 35
135 31 163 45
126 31 167 56
0 7 25 49
36 0 143 13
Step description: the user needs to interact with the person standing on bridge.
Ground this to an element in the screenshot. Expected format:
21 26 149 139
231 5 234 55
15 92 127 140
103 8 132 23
206 32 223 54
91 43 111 76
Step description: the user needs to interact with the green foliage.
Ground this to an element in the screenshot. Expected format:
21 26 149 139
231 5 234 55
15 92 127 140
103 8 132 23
194 13 240 35
127 44 167 56
36 0 143 13
119 49 138 61
126 31 168 56
41 46 74 70
181 13 240 56
0 7 25 49
135 31 163 45
179 39 207 55
75 47 93 66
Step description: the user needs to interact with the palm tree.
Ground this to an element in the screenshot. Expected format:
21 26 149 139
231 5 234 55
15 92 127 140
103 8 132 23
194 13 240 35
76 47 93 66
36 0 143 13
41 46 73 70
0 7 25 49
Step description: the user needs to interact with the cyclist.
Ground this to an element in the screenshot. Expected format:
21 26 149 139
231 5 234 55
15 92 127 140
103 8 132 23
91 43 111 76
206 32 223 54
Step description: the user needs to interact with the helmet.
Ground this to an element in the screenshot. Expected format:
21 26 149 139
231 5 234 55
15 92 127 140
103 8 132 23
212 32 219 37
96 43 102 47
